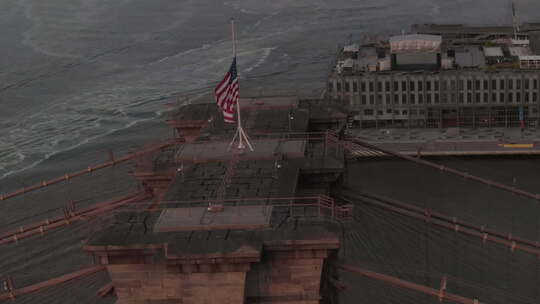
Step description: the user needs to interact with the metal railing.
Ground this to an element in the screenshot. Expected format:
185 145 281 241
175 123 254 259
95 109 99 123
0 139 182 202
118 195 353 223
345 135 540 201
0 192 150 245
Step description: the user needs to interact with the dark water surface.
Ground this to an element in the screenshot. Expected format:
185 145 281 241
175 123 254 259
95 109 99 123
2 0 540 182
1 0 540 303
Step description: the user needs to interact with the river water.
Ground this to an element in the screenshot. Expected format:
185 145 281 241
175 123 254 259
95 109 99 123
1 1 540 303
2 0 540 184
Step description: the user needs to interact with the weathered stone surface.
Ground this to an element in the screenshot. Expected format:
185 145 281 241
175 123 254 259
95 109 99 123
108 261 248 304
87 223 340 303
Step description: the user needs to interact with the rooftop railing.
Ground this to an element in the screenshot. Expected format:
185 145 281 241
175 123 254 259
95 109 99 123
116 195 353 223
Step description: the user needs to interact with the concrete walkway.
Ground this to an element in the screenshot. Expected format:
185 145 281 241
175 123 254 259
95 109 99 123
350 128 540 156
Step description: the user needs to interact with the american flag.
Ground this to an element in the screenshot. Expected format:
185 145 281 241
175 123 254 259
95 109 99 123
214 57 239 123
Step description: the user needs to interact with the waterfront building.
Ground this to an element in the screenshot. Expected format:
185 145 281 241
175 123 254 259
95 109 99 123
328 23 540 128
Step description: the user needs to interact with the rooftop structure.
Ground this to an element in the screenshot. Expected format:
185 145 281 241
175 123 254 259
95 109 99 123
333 24 540 76
484 46 504 57
83 97 351 304
389 34 442 54
328 23 540 129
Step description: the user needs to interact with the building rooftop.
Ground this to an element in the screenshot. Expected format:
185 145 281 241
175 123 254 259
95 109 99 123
411 23 540 36
162 158 302 203
176 139 306 163
333 23 540 75
85 211 340 258
483 46 504 57
343 44 359 53
455 46 485 68
508 46 531 57
153 205 273 232
389 34 442 54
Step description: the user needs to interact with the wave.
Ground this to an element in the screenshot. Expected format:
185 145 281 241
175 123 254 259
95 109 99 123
223 1 261 14
145 42 222 67
428 4 441 17
0 1 304 181
0 86 212 181
242 47 276 74
0 112 160 180
0 90 167 179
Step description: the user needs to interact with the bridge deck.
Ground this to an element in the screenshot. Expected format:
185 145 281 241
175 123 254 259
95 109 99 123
351 128 540 156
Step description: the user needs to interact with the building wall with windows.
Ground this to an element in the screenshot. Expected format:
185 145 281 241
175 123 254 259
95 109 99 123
328 71 540 128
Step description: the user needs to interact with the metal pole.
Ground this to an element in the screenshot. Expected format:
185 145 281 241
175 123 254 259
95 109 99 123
232 19 240 136
331 198 335 221
338 264 480 304
317 196 321 219
229 18 253 152
232 19 243 149
290 199 293 217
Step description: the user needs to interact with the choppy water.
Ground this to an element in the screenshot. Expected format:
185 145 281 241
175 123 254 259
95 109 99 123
1 0 540 182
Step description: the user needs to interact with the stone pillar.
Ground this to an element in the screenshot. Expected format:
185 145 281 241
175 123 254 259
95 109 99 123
245 241 339 304
166 121 208 143
85 209 341 304
85 246 261 304
176 124 205 143
110 263 251 304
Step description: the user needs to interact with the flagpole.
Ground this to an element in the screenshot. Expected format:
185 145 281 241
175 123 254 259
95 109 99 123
231 18 243 149
231 18 236 57
230 18 254 151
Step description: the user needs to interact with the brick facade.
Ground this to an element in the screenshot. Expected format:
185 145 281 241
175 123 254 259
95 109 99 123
86 240 338 304
110 263 248 304
246 250 330 304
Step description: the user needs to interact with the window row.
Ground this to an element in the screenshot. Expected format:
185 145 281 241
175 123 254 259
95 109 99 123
361 108 539 116
352 91 539 106
362 109 425 116
333 80 441 93
356 94 441 105
331 78 540 93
